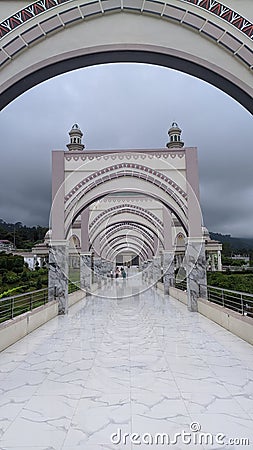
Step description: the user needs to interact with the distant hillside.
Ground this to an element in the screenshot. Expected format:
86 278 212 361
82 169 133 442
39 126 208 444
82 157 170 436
0 219 48 249
210 232 253 252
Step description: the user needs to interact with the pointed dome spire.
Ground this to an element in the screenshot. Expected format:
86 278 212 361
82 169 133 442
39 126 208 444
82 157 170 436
166 121 184 149
66 124 85 151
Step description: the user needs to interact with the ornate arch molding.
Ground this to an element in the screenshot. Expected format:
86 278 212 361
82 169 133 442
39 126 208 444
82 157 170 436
0 1 252 112
102 234 152 259
89 204 163 238
90 203 163 229
65 163 187 225
90 220 163 249
100 227 154 253
107 242 148 260
68 190 187 238
101 223 154 246
0 0 252 41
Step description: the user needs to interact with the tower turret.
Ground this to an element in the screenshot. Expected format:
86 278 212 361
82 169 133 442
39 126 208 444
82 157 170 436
166 122 184 149
66 123 85 151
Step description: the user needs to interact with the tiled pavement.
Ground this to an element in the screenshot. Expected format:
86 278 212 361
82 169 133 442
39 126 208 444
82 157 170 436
0 274 253 450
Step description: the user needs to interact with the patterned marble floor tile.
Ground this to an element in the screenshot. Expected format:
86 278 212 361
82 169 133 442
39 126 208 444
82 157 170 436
0 275 253 450
0 394 78 448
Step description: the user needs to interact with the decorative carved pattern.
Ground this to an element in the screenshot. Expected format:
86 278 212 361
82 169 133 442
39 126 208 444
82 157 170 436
90 206 163 238
65 162 187 203
0 0 69 38
65 152 185 161
102 222 156 243
0 0 252 40
89 203 163 229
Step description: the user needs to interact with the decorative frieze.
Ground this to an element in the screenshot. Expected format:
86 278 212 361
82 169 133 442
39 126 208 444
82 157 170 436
0 0 252 40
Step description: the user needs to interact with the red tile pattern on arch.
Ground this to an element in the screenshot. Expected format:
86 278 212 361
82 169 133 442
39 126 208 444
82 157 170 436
0 0 252 40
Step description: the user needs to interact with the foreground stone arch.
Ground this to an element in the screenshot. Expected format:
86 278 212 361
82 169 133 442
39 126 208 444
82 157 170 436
0 0 252 111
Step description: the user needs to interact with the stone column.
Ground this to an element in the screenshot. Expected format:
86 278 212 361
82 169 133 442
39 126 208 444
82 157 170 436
217 250 222 271
211 253 216 271
100 259 113 284
142 261 148 282
163 251 174 295
150 259 155 284
81 209 90 252
48 241 69 315
93 257 102 288
153 255 161 287
185 238 207 312
80 252 92 294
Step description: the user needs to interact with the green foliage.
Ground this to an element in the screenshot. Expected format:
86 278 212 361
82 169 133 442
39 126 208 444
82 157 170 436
0 285 27 299
210 232 253 252
0 252 48 295
0 219 48 249
207 272 253 295
36 277 43 290
222 257 247 267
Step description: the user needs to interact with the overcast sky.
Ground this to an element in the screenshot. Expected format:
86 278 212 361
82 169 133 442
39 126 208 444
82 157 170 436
0 63 252 237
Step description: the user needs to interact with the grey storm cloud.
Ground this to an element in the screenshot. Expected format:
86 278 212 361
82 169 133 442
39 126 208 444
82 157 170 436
0 63 252 237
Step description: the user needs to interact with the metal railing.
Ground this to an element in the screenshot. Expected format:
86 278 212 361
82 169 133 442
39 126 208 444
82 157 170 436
175 278 187 291
173 279 253 317
68 280 81 294
199 284 253 317
0 288 48 323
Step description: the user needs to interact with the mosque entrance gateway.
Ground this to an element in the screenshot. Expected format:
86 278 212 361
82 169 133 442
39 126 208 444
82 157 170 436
47 122 223 314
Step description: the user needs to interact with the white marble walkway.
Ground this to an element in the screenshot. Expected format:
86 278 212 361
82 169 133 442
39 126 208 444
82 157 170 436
0 274 253 450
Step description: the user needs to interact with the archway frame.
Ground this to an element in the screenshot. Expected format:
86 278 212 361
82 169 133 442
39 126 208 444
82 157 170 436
0 0 252 112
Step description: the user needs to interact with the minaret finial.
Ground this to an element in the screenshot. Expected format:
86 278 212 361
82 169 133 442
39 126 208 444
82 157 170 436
66 123 85 151
166 122 184 149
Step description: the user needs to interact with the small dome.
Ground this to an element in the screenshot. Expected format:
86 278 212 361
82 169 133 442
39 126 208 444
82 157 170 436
202 226 210 240
67 124 85 151
166 121 184 149
44 229 52 243
169 122 181 131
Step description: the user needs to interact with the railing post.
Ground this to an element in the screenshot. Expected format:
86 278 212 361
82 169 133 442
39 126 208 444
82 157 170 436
241 293 244 315
30 293 33 311
11 296 14 319
222 289 225 307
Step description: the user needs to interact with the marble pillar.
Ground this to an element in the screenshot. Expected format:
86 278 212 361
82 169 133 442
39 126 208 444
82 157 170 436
185 238 207 312
93 257 103 288
218 250 222 271
80 252 92 294
48 242 69 315
163 251 175 295
100 259 113 283
153 255 161 286
211 253 216 272
142 261 148 282
148 259 154 284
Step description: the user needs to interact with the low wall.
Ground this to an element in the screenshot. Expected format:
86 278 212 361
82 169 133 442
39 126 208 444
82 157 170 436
198 298 253 346
157 281 164 292
69 289 85 306
0 300 58 352
0 280 110 353
169 286 188 305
